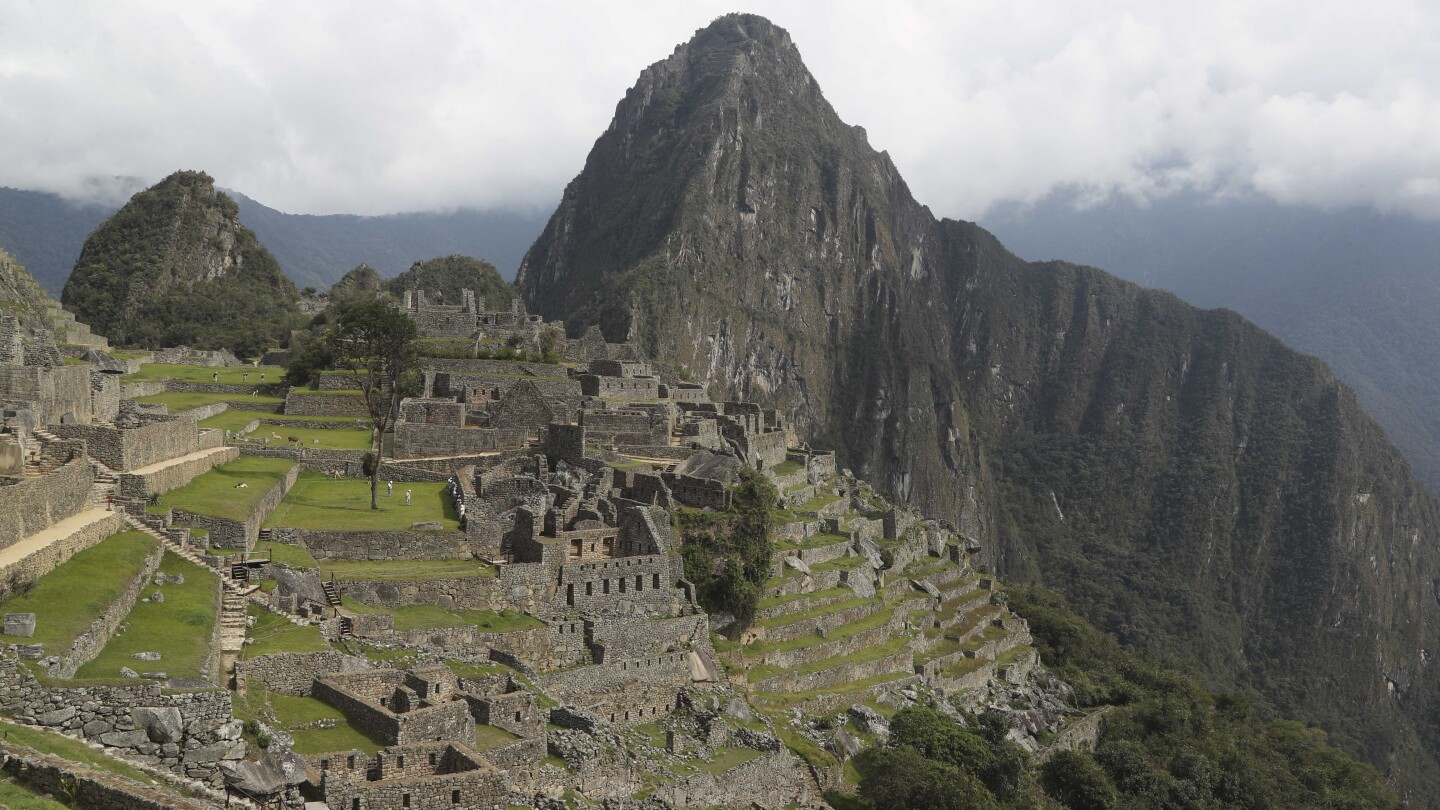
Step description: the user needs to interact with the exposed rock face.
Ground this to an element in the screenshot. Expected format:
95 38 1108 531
519 13 1440 799
0 247 53 331
62 170 300 354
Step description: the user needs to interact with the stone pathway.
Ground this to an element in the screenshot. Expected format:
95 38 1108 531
126 445 234 478
0 509 120 571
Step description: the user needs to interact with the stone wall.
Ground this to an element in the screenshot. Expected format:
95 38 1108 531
661 749 815 809
321 765 507 810
299 530 473 562
283 392 368 417
0 454 92 550
0 512 123 603
393 423 526 459
336 577 505 612
554 555 680 616
0 657 243 785
120 380 166 399
49 542 164 679
0 364 93 426
0 740 215 810
52 413 207 472
581 409 667 446
312 672 476 748
117 447 239 500
752 649 914 694
234 651 373 697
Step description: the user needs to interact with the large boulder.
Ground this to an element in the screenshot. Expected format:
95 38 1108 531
133 706 184 743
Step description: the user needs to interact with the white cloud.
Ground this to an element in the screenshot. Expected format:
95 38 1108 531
1 0 1439 220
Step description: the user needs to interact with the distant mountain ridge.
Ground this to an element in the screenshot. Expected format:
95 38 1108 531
984 192 1440 493
518 13 1440 802
0 186 550 296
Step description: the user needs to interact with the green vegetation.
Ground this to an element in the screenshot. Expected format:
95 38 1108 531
242 604 329 658
0 530 157 656
235 680 384 755
0 777 70 809
60 171 303 355
473 723 520 752
0 719 160 785
383 255 516 311
150 455 295 521
320 559 493 581
197 409 373 449
75 552 217 681
341 598 541 633
123 363 285 383
678 468 776 632
133 390 284 411
263 473 458 530
250 540 319 568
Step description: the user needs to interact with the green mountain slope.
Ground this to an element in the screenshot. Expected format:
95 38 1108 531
518 14 1440 803
61 171 302 356
383 254 516 310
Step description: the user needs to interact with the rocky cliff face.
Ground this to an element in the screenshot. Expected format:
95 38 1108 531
62 171 300 355
519 14 1440 801
0 246 55 331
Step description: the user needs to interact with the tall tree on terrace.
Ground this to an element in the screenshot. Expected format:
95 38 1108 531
324 297 419 508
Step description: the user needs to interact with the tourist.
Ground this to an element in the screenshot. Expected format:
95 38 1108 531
387 480 394 496
405 489 412 506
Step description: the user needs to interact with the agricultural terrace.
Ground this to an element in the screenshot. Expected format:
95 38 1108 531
123 363 286 384
263 473 459 531
148 456 296 522
133 390 284 412
198 409 373 450
74 553 218 682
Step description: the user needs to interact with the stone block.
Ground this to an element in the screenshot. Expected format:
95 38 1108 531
82 718 113 737
36 706 76 726
132 651 162 661
17 643 43 659
134 706 184 743
99 729 149 748
4 612 36 637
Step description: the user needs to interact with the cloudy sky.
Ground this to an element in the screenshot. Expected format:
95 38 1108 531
3 0 1439 220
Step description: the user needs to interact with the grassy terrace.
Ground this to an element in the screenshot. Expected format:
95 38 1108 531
321 559 494 581
771 532 850 552
756 586 852 612
341 598 541 633
0 776 70 809
668 746 766 777
750 672 915 713
134 390 284 412
746 635 912 684
75 552 218 681
250 540 320 568
289 387 364 396
0 719 162 786
263 473 458 531
758 596 878 630
242 604 329 659
796 491 842 513
149 456 295 522
199 410 373 450
0 531 158 657
199 409 367 431
772 459 804 476
123 363 286 384
745 605 896 658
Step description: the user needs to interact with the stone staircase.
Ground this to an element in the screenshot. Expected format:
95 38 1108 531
321 580 341 608
88 458 119 510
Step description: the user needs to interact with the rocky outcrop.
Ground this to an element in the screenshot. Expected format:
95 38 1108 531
518 13 1440 798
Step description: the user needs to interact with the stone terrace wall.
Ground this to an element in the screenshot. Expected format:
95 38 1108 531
0 657 242 785
394 424 526 458
170 462 299 548
323 766 507 810
283 392 368 417
338 577 505 611
235 651 373 697
121 380 166 399
301 530 473 561
50 542 164 679
0 740 215 810
0 511 123 602
52 414 209 472
0 455 92 550
118 447 239 500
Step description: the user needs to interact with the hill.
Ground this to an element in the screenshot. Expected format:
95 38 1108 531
61 170 302 356
985 192 1440 493
383 254 517 310
518 13 1440 802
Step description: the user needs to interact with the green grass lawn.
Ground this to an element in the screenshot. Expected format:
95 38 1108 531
696 746 765 774
74 552 217 682
322 559 494 581
242 605 329 659
199 410 367 431
150 456 295 522
250 540 319 568
288 387 364 396
235 681 385 755
341 598 541 633
772 459 805 476
474 723 520 752
263 473 458 530
797 491 842 513
133 390 285 412
124 363 286 384
0 531 158 654
230 423 374 450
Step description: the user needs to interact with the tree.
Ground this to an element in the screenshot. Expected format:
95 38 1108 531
324 298 418 509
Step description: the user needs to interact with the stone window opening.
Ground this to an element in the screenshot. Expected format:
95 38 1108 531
635 574 643 592
602 579 610 595
403 794 411 808
653 573 660 589
347 755 356 770
566 583 574 606
352 800 361 810
586 582 593 596
619 577 626 594
397 755 405 768
452 790 462 804
320 759 329 771
429 752 437 766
